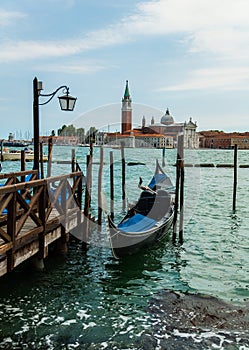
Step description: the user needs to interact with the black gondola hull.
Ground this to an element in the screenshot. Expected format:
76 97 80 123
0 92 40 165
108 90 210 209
108 207 174 259
107 160 175 259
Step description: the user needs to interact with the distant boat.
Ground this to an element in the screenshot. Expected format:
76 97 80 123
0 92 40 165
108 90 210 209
1 148 48 162
127 162 146 166
78 143 90 147
2 141 31 147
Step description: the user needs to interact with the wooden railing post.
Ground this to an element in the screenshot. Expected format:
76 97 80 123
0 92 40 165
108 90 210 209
60 179 68 254
77 172 83 226
38 183 47 259
7 186 17 272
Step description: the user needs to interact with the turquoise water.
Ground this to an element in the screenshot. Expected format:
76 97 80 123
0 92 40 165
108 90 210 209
0 147 248 349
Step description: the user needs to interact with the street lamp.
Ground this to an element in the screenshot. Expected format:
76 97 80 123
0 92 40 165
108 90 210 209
33 77 77 171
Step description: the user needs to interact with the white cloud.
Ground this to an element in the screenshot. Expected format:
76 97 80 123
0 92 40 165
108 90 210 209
128 0 249 58
0 9 25 26
39 61 107 74
159 66 249 91
0 40 82 62
1 0 249 63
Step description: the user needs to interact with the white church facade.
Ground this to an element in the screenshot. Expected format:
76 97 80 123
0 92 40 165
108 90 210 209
96 81 199 149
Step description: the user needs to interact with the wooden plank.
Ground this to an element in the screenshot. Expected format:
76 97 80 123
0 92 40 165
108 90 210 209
0 259 7 277
15 227 43 250
14 241 39 267
0 242 13 255
0 170 37 180
0 192 13 214
16 187 43 234
45 227 62 246
0 226 11 242
7 187 16 272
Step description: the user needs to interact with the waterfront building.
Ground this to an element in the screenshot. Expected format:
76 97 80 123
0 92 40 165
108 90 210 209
39 135 78 145
95 80 199 148
99 130 174 149
141 109 199 148
199 131 249 149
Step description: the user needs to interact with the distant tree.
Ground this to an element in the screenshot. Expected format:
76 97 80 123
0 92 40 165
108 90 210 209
58 124 67 135
58 124 76 136
76 127 85 144
51 130 56 137
57 124 95 144
85 127 98 144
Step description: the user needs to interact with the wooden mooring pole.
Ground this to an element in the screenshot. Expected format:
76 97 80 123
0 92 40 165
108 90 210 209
71 149 76 173
40 142 44 179
173 153 180 242
121 142 126 211
173 134 184 243
233 144 238 212
47 136 53 178
110 151 114 221
21 150 26 172
21 150 26 184
0 140 3 162
179 136 184 243
162 147 166 167
82 153 92 250
97 146 104 227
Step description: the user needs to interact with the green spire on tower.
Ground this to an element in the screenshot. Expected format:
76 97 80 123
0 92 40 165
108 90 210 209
124 80 130 99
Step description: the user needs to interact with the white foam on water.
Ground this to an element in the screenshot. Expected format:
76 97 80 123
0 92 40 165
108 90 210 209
82 321 97 329
54 316 65 323
61 319 78 326
77 309 91 320
120 325 135 335
36 316 52 326
14 324 30 335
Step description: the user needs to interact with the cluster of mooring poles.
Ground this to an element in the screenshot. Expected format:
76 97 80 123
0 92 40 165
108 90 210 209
69 138 239 251
81 142 127 250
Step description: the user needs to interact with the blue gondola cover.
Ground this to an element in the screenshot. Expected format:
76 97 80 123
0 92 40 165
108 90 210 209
118 213 156 233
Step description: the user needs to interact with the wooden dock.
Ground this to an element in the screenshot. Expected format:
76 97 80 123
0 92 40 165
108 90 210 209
0 169 83 277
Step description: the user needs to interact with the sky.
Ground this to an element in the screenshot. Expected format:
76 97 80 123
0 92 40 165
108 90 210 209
0 0 249 139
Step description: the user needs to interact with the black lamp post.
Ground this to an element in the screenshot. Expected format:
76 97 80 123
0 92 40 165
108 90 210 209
33 77 77 172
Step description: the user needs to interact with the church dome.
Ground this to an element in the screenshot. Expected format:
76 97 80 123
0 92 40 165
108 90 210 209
161 108 174 125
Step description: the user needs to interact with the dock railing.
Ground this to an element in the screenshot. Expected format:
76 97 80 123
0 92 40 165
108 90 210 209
0 170 83 275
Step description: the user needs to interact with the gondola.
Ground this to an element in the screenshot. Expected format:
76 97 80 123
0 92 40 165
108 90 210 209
107 160 175 259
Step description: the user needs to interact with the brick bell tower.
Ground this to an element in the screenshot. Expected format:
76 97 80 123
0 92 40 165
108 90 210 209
121 80 132 134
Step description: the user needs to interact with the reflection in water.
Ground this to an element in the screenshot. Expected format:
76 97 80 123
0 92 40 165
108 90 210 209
0 232 192 349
